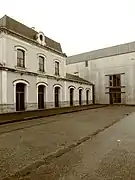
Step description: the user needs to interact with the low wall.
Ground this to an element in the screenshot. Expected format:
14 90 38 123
0 104 107 125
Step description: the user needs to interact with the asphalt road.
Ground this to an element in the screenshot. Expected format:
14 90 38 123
24 111 135 180
1 105 135 179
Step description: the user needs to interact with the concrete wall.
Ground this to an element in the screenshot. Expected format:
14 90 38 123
66 61 89 81
67 52 135 104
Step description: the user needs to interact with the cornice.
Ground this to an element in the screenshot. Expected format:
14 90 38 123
0 66 92 86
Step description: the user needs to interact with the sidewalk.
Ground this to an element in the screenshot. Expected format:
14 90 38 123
0 104 106 125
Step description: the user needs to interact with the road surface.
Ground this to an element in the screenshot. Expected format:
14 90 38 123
0 105 135 179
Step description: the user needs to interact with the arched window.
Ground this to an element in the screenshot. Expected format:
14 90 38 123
39 56 45 72
36 32 46 46
17 49 25 68
55 61 59 75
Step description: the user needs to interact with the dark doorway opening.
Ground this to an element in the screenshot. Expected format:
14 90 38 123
79 89 82 105
109 88 121 104
86 90 89 105
38 85 44 109
55 87 60 107
16 83 25 111
70 88 74 106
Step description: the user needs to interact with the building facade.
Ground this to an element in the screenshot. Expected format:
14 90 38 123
0 15 93 113
67 42 135 105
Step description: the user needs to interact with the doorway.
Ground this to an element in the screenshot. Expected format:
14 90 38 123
70 88 74 106
109 88 121 104
16 83 25 111
79 89 82 105
86 90 89 105
55 87 60 107
38 85 44 109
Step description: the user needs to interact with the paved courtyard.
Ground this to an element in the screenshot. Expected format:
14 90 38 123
1 105 135 179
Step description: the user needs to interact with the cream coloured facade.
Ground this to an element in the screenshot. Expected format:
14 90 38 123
0 15 93 113
67 43 135 104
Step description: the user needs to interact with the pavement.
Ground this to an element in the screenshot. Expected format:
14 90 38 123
0 104 105 125
1 106 135 179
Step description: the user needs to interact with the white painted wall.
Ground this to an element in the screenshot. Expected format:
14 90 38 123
65 81 93 105
0 32 92 113
7 70 92 111
4 33 66 78
0 71 1 104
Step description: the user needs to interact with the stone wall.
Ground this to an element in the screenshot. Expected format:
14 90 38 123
0 100 93 114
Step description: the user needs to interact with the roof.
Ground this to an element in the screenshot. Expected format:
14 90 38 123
0 15 62 53
66 41 135 64
66 73 93 85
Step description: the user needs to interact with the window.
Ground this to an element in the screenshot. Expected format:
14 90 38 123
39 34 43 41
85 61 88 67
39 56 44 72
55 61 59 75
109 74 121 87
17 49 25 67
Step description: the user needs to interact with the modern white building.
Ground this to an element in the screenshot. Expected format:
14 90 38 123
67 42 135 105
0 15 93 113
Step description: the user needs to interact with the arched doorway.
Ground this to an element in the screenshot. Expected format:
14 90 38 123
79 89 82 105
86 90 89 105
55 87 60 107
16 83 25 111
70 88 74 106
38 85 44 109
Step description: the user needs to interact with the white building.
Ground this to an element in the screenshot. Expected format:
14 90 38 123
0 15 93 113
67 42 135 105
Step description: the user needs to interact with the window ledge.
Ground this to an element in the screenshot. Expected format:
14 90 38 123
54 74 60 77
37 70 46 74
15 66 26 70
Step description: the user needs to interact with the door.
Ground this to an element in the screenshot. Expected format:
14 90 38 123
79 89 82 105
16 83 25 111
55 87 60 107
86 90 89 105
109 88 121 104
70 88 74 106
92 85 95 104
38 85 44 109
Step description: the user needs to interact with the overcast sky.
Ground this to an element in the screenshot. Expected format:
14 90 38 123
0 0 135 56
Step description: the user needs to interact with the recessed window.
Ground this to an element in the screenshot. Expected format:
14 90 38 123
55 61 59 75
109 74 121 87
39 56 44 72
85 61 88 67
39 34 43 41
17 49 25 68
